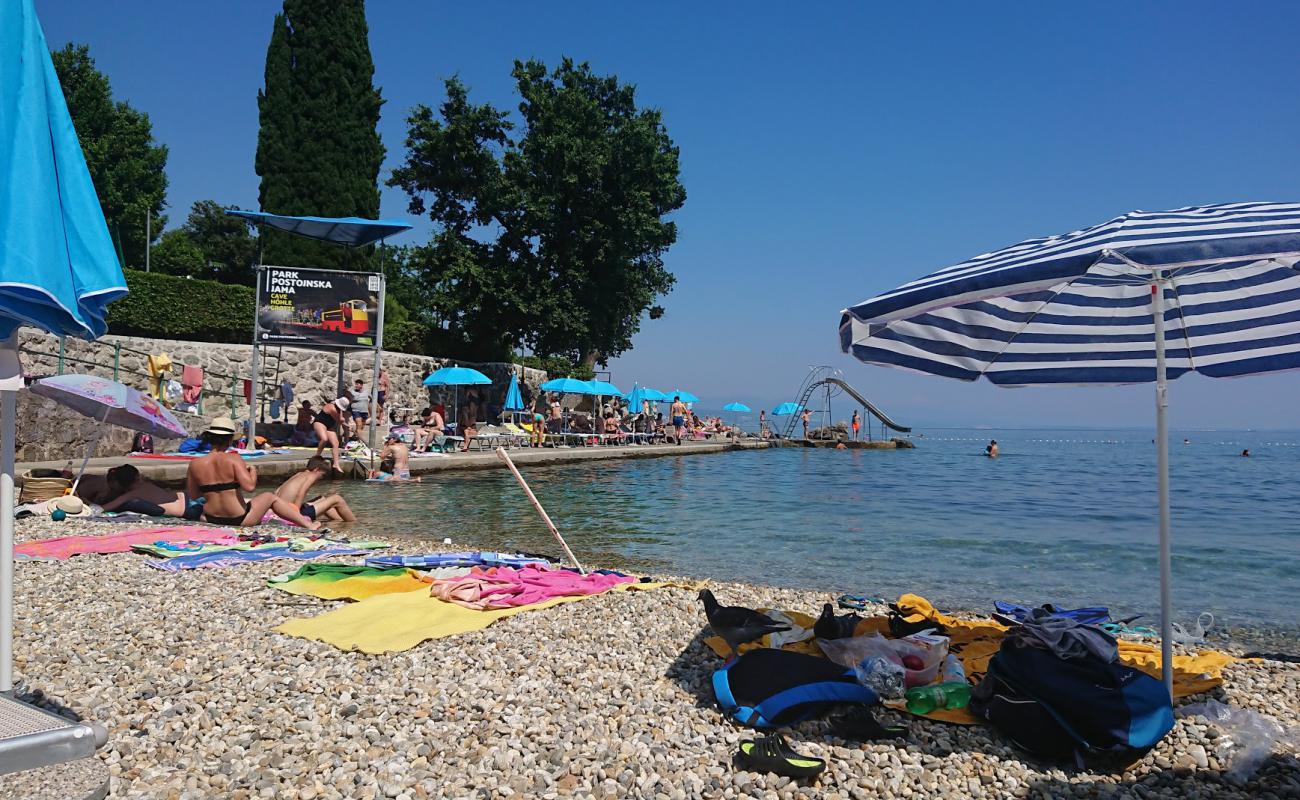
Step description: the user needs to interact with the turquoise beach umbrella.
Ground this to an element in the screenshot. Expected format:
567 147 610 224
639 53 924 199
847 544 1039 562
772 402 804 416
668 390 699 403
722 402 751 413
0 0 128 715
540 377 594 395
585 379 621 396
423 366 491 386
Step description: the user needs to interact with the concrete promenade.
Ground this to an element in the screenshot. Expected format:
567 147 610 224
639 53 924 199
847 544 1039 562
16 439 773 486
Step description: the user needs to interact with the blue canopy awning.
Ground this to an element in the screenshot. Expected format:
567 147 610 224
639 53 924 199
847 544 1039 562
226 211 412 247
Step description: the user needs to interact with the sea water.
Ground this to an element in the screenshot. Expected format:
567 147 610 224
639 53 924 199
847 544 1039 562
333 428 1300 650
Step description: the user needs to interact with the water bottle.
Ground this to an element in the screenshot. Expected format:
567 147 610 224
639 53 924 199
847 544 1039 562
940 654 966 684
904 682 972 714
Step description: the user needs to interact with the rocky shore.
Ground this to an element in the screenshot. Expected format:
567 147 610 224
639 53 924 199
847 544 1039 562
6 516 1299 799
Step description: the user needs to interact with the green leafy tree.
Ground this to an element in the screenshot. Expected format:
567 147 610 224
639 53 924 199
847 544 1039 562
51 44 168 269
180 201 259 284
255 0 385 270
149 230 205 277
389 58 685 367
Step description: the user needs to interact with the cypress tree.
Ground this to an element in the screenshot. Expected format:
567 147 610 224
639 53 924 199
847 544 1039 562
254 0 384 269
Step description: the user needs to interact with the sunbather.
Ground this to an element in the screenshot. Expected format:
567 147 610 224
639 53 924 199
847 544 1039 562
458 403 478 452
313 397 350 473
413 407 445 451
275 456 356 522
186 417 319 529
100 464 200 519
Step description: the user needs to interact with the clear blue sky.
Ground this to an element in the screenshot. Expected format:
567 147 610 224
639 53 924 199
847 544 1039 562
37 1 1300 428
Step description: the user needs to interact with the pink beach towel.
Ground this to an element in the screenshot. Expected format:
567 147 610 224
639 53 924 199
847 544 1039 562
15 526 237 561
181 364 204 404
427 565 635 610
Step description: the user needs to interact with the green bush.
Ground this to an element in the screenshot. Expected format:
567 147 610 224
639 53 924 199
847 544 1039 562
107 269 255 343
514 354 593 380
382 320 429 355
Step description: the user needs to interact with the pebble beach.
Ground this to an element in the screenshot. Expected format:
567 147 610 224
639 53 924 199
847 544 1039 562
5 516 1299 800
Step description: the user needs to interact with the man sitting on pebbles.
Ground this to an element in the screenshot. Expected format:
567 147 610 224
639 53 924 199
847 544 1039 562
275 456 357 523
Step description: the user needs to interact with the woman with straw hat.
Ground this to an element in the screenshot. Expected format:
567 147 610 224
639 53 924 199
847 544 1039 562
185 417 319 529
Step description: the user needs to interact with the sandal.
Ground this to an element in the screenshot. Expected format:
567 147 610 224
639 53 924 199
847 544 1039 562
737 734 825 778
832 707 907 742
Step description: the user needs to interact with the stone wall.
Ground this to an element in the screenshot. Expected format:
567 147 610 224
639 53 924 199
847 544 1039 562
13 332 549 456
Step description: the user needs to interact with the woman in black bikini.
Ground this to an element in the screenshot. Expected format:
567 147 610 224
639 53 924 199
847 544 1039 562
313 397 349 472
185 417 319 528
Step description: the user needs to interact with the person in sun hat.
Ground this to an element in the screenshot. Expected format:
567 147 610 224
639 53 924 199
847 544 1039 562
312 397 350 474
185 417 318 528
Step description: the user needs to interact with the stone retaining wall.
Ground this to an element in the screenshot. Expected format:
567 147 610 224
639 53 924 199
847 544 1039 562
13 331 549 457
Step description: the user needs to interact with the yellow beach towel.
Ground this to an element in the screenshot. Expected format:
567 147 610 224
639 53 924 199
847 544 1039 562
276 581 670 653
274 569 433 602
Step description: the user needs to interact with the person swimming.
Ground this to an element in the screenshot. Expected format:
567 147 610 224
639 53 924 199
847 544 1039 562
1242 449 1251 457
985 439 999 458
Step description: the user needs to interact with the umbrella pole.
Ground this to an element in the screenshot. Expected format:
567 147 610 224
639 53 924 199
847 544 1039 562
1152 274 1174 699
0 333 19 692
494 447 585 574
70 406 110 495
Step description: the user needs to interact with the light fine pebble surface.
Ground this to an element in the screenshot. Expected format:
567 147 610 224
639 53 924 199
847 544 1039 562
7 517 1300 800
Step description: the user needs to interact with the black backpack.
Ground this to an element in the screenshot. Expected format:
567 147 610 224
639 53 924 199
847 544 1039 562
971 641 1174 768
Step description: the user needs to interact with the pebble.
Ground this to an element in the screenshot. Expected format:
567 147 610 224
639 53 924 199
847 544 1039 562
6 516 1299 800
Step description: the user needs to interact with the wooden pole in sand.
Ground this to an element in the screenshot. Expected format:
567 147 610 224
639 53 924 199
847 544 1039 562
494 447 586 574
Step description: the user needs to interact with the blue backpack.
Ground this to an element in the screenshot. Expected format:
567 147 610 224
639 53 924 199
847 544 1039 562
971 641 1174 767
712 648 879 729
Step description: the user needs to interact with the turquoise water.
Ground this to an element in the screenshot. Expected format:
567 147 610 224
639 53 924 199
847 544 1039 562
332 429 1300 648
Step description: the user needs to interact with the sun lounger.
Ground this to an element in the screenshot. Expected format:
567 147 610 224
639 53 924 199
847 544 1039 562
0 693 108 776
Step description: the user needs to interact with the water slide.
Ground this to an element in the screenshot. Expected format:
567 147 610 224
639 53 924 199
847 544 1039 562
816 378 912 433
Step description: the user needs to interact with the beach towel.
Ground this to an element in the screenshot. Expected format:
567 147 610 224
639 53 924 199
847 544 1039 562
704 593 1235 726
427 565 636 610
274 579 669 653
146 545 370 572
16 526 236 561
364 552 550 570
180 364 203 404
147 352 172 398
268 563 434 601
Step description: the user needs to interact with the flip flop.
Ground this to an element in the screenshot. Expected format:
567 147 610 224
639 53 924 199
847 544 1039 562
832 707 907 742
737 734 825 778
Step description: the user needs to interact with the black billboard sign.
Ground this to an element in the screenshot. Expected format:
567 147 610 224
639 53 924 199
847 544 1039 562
254 266 383 350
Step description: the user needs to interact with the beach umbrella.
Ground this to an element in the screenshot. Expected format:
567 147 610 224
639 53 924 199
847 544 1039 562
668 390 699 404
585 379 621 396
0 0 130 693
423 365 492 429
502 374 525 425
722 402 751 431
771 402 804 416
540 377 594 395
30 375 189 490
839 201 1300 696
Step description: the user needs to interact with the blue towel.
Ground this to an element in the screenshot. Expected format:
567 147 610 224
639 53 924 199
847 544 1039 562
147 546 367 572
994 601 1111 625
364 551 550 570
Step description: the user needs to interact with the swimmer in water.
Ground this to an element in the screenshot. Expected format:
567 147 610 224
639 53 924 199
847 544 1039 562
985 439 999 458
1242 449 1251 457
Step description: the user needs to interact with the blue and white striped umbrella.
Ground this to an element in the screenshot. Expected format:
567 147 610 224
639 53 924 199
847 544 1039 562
841 202 1300 386
840 201 1300 696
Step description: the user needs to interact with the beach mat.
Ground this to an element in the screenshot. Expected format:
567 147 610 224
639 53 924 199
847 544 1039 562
704 593 1235 726
146 545 374 572
268 563 435 601
275 580 670 653
16 526 236 560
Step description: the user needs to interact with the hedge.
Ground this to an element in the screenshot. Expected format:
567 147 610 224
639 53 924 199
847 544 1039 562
108 269 255 344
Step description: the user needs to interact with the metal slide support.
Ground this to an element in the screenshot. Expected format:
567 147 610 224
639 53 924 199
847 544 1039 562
248 267 263 448
368 276 386 454
1152 273 1174 699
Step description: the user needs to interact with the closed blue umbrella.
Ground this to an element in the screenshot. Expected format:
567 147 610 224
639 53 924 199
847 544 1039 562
503 374 525 411
840 201 1300 694
1 0 131 693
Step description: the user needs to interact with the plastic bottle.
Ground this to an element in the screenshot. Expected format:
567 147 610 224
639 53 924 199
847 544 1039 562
904 682 972 714
940 654 966 685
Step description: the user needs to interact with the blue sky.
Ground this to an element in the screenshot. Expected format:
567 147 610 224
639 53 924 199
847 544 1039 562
37 1 1300 428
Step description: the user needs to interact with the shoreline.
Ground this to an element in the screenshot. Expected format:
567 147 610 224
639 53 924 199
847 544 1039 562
6 516 1299 799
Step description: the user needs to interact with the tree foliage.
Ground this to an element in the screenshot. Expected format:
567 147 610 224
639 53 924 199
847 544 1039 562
389 58 686 366
52 44 168 269
255 0 385 270
180 201 259 284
